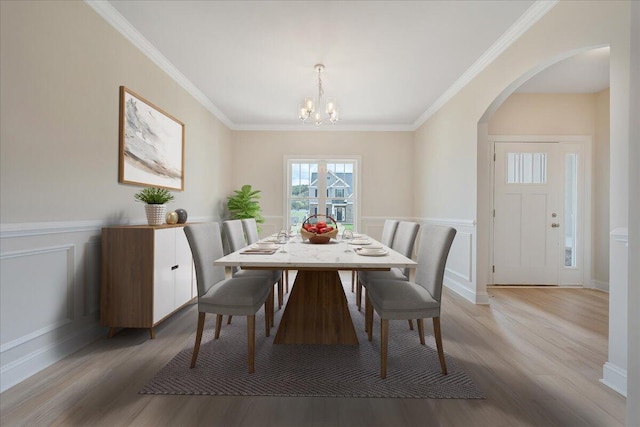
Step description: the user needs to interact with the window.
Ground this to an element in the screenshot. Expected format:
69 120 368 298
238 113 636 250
507 152 547 184
564 153 578 267
287 158 358 233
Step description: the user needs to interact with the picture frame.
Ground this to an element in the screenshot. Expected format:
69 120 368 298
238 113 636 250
119 86 185 190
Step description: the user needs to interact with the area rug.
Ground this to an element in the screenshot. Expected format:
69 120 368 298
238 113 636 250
140 286 484 399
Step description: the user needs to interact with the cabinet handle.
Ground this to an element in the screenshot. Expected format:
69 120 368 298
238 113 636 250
171 265 179 270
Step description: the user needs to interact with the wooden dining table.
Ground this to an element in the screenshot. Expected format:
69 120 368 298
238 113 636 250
214 234 417 345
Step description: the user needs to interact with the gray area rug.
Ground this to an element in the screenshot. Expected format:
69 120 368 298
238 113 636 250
140 284 484 399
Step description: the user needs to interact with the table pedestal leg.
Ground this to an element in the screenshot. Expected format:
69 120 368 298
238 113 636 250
274 270 358 345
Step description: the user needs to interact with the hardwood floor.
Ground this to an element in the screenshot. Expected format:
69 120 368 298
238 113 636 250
0 275 625 426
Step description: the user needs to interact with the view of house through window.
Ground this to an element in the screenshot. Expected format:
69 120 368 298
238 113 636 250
287 159 358 233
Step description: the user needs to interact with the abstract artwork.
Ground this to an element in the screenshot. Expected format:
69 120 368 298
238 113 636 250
119 86 185 190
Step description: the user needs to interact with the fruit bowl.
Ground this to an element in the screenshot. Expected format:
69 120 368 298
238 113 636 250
300 214 339 244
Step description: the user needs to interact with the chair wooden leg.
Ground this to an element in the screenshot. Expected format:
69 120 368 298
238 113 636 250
408 319 414 330
351 271 356 292
270 288 275 328
285 270 289 293
381 318 389 379
365 292 373 340
265 300 271 337
215 314 223 339
227 315 232 324
190 312 206 368
416 319 425 345
277 278 283 309
356 281 362 311
247 315 256 374
433 317 447 375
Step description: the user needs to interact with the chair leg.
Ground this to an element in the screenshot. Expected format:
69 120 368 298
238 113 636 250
227 315 232 324
408 319 414 330
270 288 275 328
277 278 283 309
215 314 223 339
365 292 373 341
433 317 447 375
381 318 389 379
247 315 256 374
351 271 356 292
285 270 289 293
416 319 425 345
190 312 206 368
356 281 362 311
265 300 271 337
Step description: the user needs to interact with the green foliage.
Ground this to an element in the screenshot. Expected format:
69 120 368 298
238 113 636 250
134 187 175 204
227 185 264 227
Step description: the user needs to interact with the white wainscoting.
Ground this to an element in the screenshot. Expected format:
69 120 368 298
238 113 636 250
0 216 219 393
419 218 487 305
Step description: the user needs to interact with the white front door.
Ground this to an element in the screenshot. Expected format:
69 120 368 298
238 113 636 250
493 142 564 285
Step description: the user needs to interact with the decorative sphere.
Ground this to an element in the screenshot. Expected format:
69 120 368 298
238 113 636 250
175 208 188 224
165 211 179 224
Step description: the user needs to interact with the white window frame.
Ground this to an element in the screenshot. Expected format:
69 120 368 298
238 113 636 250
284 155 361 232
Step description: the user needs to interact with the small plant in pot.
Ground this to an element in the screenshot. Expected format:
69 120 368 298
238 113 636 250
227 184 264 231
134 187 175 226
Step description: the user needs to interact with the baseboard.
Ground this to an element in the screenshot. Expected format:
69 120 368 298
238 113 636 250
601 362 627 396
591 279 609 292
0 324 105 393
444 275 490 305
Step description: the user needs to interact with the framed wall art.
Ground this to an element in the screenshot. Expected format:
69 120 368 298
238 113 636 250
119 86 185 190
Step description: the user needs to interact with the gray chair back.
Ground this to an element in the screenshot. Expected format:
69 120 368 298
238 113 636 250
380 219 399 247
391 221 420 277
184 223 227 298
223 219 249 275
414 225 456 302
223 220 247 253
242 218 260 245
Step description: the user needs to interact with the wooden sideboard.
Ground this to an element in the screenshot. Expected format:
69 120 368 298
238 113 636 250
100 224 196 338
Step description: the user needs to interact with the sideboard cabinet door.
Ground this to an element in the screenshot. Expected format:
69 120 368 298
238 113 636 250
101 224 195 338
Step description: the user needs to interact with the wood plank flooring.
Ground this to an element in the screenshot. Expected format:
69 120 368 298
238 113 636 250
0 275 625 426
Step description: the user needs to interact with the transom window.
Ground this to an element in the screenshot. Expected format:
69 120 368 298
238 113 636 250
507 152 547 184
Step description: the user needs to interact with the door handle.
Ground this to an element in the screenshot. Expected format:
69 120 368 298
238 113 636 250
551 223 560 228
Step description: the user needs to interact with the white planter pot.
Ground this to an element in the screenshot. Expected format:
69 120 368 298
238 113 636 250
145 204 167 226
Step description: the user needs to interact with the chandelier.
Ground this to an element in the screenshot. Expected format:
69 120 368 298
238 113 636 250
298 64 339 126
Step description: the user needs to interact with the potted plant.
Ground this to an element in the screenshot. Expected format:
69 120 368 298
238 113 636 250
227 184 264 230
134 187 175 225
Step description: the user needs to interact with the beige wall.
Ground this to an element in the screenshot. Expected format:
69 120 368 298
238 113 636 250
488 91 611 286
0 1 233 392
230 131 415 237
0 1 233 225
489 93 597 135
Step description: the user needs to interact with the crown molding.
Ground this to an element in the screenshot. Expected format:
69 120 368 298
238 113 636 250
84 0 234 129
411 0 559 130
232 123 414 132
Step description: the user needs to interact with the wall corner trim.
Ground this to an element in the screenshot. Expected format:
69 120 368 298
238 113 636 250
601 362 628 397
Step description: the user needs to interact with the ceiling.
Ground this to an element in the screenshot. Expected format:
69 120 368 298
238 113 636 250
99 1 609 131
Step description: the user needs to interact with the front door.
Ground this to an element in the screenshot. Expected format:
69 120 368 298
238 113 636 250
493 142 563 285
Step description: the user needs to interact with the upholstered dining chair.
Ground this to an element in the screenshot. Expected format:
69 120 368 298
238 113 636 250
184 222 272 373
351 219 399 294
242 218 289 296
356 221 418 312
365 224 456 378
223 220 282 326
